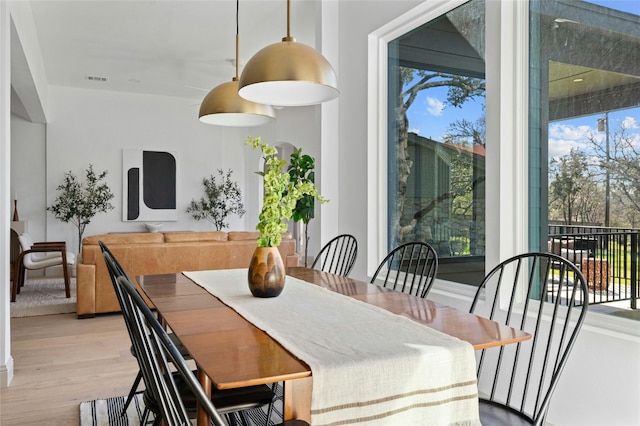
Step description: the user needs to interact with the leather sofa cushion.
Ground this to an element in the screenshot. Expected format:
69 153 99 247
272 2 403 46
228 231 293 241
83 232 164 245
228 231 261 241
164 231 227 243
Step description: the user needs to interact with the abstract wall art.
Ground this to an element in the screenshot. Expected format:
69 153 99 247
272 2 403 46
122 149 178 221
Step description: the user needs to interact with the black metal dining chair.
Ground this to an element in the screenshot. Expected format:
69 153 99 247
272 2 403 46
469 252 589 426
101 243 277 426
99 240 183 416
113 269 309 426
370 241 438 298
311 234 358 277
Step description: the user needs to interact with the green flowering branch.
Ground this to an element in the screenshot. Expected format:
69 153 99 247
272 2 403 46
246 136 328 248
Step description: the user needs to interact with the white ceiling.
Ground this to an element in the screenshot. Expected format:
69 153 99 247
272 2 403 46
22 0 317 101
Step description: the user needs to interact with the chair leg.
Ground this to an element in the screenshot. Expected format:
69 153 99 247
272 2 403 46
264 400 275 426
122 371 143 416
11 262 19 302
62 251 71 298
141 408 150 425
18 263 27 292
11 258 25 302
142 408 159 426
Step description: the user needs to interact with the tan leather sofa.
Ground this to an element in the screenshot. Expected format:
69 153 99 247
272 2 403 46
76 231 298 318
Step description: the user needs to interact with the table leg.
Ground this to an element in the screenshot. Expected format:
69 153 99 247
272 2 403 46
197 368 211 426
283 376 312 422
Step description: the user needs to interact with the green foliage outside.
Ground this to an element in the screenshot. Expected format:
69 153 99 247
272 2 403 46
47 164 115 251
187 169 245 231
548 149 599 225
394 68 485 248
549 119 640 228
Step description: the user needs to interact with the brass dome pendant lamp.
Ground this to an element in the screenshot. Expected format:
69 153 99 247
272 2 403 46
199 0 275 126
238 0 338 107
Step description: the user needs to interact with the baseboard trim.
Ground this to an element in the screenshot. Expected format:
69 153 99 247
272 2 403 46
0 355 14 387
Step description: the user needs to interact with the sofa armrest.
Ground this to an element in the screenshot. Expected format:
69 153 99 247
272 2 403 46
76 263 96 318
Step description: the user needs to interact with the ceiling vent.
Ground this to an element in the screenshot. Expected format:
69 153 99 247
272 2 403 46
85 75 108 82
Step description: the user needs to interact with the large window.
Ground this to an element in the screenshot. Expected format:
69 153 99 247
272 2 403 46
529 1 639 313
387 0 486 285
530 0 640 246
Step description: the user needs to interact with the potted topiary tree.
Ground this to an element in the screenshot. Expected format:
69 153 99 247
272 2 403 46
186 169 246 231
245 136 328 297
48 164 115 253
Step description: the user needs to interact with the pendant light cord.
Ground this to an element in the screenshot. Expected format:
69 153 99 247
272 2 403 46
235 0 240 80
286 0 291 38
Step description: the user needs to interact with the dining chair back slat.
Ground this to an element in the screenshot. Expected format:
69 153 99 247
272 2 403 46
311 234 358 277
470 252 589 426
370 242 438 299
100 241 277 426
114 273 227 426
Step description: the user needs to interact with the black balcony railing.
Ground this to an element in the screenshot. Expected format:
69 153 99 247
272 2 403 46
548 225 639 309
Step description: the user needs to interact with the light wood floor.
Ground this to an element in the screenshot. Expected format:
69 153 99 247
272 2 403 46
1 312 139 426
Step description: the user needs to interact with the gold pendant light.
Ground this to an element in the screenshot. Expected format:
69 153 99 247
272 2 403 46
238 0 338 107
199 0 275 126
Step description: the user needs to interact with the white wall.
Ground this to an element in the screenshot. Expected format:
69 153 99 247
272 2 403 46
10 115 46 241
337 0 422 282
43 86 241 249
36 86 314 253
552 323 640 425
2 0 51 387
1 0 13 388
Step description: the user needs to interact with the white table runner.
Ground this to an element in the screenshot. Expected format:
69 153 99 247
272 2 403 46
184 269 480 426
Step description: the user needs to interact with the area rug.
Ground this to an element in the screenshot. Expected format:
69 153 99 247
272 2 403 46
10 277 76 318
80 394 146 426
80 384 284 426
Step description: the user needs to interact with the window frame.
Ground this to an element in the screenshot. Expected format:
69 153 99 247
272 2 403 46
367 0 529 302
368 0 640 336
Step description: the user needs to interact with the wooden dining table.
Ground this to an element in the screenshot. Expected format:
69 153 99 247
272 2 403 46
137 267 531 425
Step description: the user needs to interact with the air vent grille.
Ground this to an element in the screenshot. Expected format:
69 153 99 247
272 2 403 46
85 75 108 82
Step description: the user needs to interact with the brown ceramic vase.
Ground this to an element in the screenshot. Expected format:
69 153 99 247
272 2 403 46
247 246 286 298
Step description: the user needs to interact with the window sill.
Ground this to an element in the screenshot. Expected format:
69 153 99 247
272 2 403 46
430 279 640 341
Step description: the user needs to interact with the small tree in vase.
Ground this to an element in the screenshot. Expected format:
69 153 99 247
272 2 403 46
187 169 246 231
48 165 115 253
